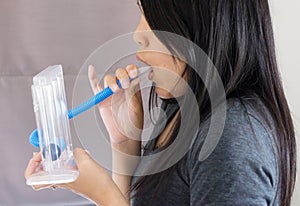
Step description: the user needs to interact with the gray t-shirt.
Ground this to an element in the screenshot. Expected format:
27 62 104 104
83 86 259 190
131 98 279 206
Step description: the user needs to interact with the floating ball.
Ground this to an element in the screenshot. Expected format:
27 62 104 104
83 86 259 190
42 143 61 161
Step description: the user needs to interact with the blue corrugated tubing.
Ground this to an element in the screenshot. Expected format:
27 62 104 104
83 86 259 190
30 81 120 148
29 67 149 148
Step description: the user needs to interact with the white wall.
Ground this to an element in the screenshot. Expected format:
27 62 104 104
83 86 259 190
270 0 300 205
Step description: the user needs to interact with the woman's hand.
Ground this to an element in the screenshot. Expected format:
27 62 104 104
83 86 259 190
89 65 143 198
24 148 129 206
88 64 144 145
24 65 144 204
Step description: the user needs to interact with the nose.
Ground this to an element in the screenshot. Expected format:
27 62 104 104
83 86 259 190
133 16 149 47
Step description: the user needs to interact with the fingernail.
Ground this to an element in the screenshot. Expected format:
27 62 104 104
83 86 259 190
111 84 119 92
33 152 37 156
129 69 137 78
121 78 130 89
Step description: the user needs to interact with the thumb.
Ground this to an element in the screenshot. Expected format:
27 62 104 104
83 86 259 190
73 148 93 168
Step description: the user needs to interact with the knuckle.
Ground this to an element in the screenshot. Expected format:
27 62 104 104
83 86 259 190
32 186 40 191
126 65 138 77
116 68 127 79
126 64 137 71
74 148 90 160
116 68 123 74
104 74 114 83
74 148 85 155
103 75 109 83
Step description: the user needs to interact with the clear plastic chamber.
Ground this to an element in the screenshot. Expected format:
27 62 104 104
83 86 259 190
27 65 79 186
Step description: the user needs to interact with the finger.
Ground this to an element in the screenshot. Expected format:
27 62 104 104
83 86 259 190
125 65 141 92
24 160 39 179
73 148 92 168
116 68 130 89
125 66 142 102
32 152 42 161
125 64 139 79
104 75 119 93
88 65 103 94
24 153 42 179
32 184 51 191
125 79 142 111
126 78 141 98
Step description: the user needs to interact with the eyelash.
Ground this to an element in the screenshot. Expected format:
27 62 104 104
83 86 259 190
136 0 142 12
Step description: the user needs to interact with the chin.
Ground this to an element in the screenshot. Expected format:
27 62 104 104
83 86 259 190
155 87 173 99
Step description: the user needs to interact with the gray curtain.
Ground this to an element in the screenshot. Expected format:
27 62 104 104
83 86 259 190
0 1 139 205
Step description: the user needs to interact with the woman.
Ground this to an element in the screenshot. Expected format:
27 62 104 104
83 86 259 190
25 0 296 205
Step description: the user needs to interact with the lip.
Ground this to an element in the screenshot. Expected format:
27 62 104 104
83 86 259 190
136 54 147 64
136 54 153 79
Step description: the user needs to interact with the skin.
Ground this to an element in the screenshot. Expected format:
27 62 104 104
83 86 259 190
24 11 187 206
134 15 187 99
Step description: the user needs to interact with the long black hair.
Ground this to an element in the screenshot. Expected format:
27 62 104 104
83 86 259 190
131 0 296 205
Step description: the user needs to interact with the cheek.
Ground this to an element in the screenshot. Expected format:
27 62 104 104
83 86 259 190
153 71 177 91
150 56 185 85
152 67 187 98
142 53 186 97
